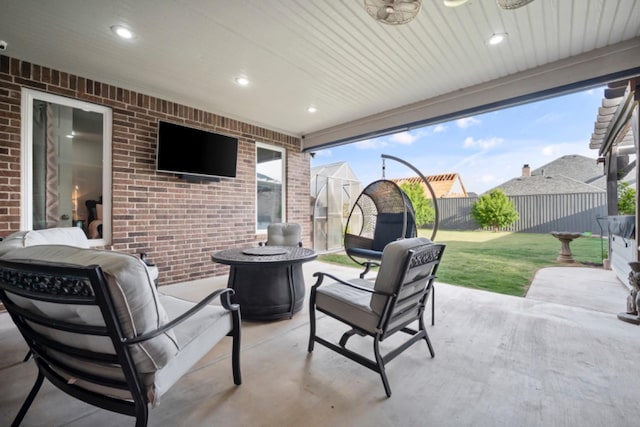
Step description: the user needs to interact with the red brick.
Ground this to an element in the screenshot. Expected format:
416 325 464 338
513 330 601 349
0 54 310 286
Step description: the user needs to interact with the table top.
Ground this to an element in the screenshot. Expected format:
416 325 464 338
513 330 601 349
211 246 317 266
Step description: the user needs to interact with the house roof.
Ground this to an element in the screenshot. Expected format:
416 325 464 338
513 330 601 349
489 154 606 196
2 1 639 150
392 173 467 198
310 162 361 197
310 162 357 180
530 154 604 185
493 175 605 196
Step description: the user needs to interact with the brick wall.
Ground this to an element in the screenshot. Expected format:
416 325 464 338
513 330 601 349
0 54 311 285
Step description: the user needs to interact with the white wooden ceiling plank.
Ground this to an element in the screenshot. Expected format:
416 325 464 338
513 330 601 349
3 0 640 137
609 0 640 43
581 0 607 53
569 0 590 57
552 0 576 61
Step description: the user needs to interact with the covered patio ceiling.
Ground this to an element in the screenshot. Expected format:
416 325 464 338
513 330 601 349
2 0 640 150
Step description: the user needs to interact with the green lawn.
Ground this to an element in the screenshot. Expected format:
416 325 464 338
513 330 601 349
317 230 607 297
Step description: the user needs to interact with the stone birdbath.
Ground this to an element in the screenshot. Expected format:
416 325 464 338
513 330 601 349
550 231 583 263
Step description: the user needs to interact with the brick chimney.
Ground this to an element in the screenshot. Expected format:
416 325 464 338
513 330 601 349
522 164 531 177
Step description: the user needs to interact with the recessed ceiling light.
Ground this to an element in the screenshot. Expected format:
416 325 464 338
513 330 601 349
307 106 317 113
234 76 250 86
488 33 507 45
110 25 134 40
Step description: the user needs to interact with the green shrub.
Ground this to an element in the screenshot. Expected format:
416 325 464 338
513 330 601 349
471 189 519 231
618 181 636 215
399 181 435 227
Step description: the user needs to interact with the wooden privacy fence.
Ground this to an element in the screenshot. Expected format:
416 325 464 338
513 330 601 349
436 193 607 235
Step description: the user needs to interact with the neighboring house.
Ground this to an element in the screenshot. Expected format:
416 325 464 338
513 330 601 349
437 154 615 234
488 154 607 195
392 173 468 198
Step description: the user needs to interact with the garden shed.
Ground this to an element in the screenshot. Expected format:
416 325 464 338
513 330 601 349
311 162 362 252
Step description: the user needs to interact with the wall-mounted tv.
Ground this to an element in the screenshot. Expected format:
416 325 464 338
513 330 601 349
156 121 238 180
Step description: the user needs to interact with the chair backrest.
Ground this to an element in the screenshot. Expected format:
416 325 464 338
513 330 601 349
370 237 445 336
371 212 417 251
267 223 302 247
0 245 177 404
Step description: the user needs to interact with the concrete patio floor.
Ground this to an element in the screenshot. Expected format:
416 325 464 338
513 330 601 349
1 262 639 427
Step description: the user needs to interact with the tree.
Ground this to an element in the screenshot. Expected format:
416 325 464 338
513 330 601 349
618 181 636 215
471 189 519 231
399 181 435 227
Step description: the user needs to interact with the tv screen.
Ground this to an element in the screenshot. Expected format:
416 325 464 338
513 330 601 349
156 121 238 179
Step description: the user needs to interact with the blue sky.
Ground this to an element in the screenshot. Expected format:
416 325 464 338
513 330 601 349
310 87 605 195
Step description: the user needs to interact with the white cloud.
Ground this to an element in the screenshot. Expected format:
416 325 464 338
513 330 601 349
540 141 596 158
481 174 498 184
451 151 486 170
542 145 555 156
534 113 562 125
354 138 387 149
456 117 481 128
433 124 447 133
463 136 503 150
390 131 418 145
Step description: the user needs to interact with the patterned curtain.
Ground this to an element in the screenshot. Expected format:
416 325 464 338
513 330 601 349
32 101 46 229
45 104 59 228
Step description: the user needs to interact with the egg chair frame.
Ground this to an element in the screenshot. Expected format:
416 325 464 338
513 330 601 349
344 154 439 278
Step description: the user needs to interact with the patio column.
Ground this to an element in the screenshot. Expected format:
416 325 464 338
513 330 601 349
633 80 639 262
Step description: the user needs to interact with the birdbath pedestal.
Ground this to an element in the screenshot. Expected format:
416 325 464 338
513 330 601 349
550 231 583 263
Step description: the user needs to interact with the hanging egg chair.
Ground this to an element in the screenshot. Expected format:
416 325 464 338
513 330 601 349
343 154 439 278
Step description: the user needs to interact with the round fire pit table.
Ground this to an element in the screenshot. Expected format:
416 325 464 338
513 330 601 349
211 246 317 321
550 231 583 263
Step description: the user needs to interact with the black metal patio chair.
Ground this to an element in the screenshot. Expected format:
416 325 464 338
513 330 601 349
308 237 445 397
0 245 241 427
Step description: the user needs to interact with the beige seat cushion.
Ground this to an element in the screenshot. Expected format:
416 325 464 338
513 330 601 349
0 231 29 256
0 227 159 282
370 237 432 314
315 278 380 334
27 294 235 407
1 245 178 373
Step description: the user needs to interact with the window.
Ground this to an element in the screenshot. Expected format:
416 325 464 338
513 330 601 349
21 89 112 245
256 143 285 232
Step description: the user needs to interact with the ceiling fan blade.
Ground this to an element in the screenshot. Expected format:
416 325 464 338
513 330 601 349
497 0 535 9
394 1 420 12
364 0 421 25
377 6 391 20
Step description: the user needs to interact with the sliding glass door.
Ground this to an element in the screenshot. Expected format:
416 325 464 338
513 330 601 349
21 89 112 244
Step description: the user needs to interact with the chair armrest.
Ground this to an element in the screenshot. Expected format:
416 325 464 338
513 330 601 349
311 272 394 296
123 288 238 344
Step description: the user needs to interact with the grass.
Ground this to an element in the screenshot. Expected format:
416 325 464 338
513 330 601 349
317 230 607 297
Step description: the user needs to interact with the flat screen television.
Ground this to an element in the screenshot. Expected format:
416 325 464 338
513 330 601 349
156 121 238 179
